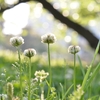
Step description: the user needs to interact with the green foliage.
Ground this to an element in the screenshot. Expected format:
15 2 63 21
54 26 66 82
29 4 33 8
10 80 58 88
0 50 100 98
48 0 100 25
0 0 4 5
0 39 100 99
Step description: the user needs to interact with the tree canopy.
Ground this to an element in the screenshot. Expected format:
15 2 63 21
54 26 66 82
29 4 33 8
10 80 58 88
0 0 100 53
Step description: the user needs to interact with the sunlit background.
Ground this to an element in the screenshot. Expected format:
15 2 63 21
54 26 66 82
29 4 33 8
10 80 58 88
0 0 100 63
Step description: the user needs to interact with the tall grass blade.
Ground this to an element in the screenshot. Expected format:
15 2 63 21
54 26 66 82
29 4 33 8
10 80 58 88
90 40 100 65
82 40 100 90
77 55 85 77
62 84 73 100
60 83 64 99
82 65 91 90
86 62 100 89
87 95 99 100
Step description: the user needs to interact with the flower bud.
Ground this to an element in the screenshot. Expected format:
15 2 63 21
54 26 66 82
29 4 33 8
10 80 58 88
41 33 56 44
24 48 36 58
7 82 13 100
68 45 81 54
10 36 24 47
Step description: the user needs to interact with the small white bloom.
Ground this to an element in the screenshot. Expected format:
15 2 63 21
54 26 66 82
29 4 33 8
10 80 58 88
10 36 24 47
24 48 36 58
68 45 81 54
41 33 56 44
34 70 49 82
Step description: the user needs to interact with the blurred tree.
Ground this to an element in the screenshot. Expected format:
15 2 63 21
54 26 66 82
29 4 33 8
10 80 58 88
0 0 100 53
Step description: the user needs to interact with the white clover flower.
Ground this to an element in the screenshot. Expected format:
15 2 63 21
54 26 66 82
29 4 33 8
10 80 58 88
10 36 24 47
34 70 49 82
24 48 36 58
41 33 56 44
68 45 81 54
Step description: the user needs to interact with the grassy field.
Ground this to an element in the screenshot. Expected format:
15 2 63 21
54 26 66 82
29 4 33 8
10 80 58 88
0 50 100 100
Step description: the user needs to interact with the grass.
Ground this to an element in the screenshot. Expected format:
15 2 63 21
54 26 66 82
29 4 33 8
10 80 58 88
0 50 100 99
0 37 100 100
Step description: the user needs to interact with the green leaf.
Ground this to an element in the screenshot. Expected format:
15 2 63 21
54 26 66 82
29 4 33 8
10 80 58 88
77 55 85 77
90 40 100 65
86 62 100 89
82 40 100 90
87 95 99 100
62 84 73 100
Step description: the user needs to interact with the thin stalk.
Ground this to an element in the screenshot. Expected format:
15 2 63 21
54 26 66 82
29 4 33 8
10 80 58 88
17 47 23 100
64 64 67 93
82 65 92 90
60 83 64 99
47 43 51 96
48 43 51 84
62 84 73 100
28 58 31 100
73 54 76 91
86 62 100 89
88 85 91 98
41 87 44 100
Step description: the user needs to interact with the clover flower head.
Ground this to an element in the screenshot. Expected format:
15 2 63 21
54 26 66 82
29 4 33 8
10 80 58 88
10 36 24 47
34 70 49 82
41 33 56 44
68 45 81 54
24 48 36 58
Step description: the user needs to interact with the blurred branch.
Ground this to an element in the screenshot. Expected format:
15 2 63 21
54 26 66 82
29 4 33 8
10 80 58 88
35 0 100 53
0 0 100 53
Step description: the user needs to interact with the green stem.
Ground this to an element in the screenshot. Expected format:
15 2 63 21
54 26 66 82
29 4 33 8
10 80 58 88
88 84 91 98
28 58 31 100
41 87 44 100
17 48 23 100
74 54 76 91
47 43 51 96
64 62 67 92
